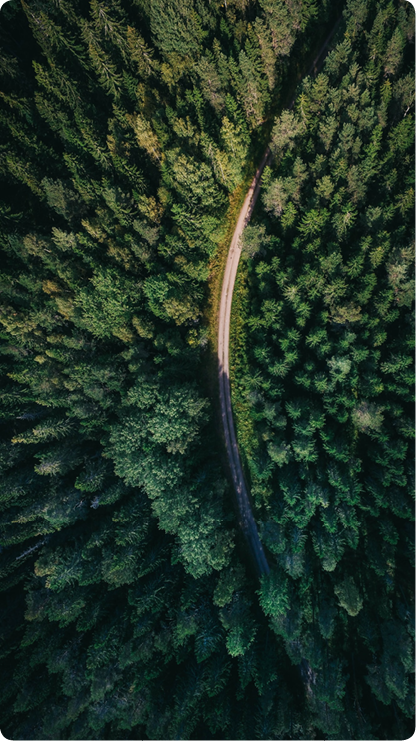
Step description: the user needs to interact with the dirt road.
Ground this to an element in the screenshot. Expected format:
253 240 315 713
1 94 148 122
218 147 271 579
217 18 342 579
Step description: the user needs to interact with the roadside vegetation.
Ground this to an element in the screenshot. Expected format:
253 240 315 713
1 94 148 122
0 1 349 739
232 0 415 736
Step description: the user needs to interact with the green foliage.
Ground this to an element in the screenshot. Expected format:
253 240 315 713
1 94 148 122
230 0 415 734
334 576 363 616
0 0 413 738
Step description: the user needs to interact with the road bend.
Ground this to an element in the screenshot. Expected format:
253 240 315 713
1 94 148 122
218 147 271 579
218 18 342 579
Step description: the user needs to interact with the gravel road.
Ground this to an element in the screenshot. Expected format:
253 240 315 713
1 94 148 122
217 17 342 579
218 147 271 579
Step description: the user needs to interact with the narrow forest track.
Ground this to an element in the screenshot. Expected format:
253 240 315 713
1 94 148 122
218 147 271 579
217 18 343 579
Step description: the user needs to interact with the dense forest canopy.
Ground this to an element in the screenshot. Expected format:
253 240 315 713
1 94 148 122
232 0 415 736
0 0 414 739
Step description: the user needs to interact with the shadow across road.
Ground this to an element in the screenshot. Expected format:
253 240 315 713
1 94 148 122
218 364 270 579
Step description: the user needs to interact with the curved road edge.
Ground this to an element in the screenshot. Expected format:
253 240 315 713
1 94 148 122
217 17 343 579
218 147 271 579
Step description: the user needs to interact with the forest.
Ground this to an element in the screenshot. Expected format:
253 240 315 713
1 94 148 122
0 0 413 739
231 0 415 735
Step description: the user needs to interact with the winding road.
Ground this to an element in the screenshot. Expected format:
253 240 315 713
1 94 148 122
217 19 342 579
218 147 271 578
